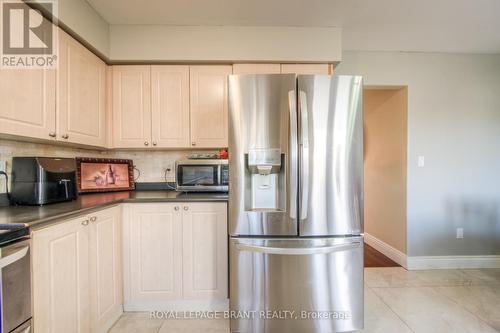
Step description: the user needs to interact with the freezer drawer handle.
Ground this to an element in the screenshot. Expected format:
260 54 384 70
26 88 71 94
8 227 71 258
0 246 29 269
235 242 360 255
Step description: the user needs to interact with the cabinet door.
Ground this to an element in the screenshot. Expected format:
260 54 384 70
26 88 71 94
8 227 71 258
0 67 56 140
112 66 151 148
281 63 332 75
32 216 90 333
232 64 281 75
151 66 190 148
57 30 106 147
182 202 228 300
123 204 182 306
89 206 123 333
189 65 232 148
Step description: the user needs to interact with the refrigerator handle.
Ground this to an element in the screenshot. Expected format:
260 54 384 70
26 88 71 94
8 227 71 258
235 242 361 255
288 90 298 220
298 90 309 220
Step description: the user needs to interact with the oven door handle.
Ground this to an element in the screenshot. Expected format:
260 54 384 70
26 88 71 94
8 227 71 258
0 246 29 269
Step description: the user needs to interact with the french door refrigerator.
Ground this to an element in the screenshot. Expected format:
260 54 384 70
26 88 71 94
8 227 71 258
228 74 364 333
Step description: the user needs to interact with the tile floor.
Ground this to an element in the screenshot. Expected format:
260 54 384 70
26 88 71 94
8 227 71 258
109 267 500 333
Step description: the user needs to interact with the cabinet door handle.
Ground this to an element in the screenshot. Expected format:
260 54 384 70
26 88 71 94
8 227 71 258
174 206 179 211
183 206 189 211
152 141 157 146
81 219 89 226
49 132 56 138
191 142 196 146
62 134 69 139
90 216 97 222
144 141 149 146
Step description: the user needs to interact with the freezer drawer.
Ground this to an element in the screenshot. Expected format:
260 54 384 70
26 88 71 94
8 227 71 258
229 237 364 333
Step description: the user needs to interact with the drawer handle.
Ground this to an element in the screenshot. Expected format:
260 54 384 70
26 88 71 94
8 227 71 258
48 132 56 138
234 242 361 255
81 219 89 226
174 206 179 211
183 206 189 211
62 134 69 139
90 216 97 222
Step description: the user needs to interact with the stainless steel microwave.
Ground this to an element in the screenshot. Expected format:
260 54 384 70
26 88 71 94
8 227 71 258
175 159 229 192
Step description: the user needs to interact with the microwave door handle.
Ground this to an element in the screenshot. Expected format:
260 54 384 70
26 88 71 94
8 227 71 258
0 246 29 269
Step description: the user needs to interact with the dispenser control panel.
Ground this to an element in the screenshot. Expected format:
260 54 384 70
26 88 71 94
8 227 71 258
247 148 281 167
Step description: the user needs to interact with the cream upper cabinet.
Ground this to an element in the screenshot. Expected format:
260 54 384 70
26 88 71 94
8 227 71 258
32 206 122 333
151 66 190 148
0 67 56 141
281 64 332 75
232 64 281 75
112 66 152 148
189 65 232 148
88 206 123 333
123 203 183 308
32 215 90 333
182 202 228 300
58 30 106 147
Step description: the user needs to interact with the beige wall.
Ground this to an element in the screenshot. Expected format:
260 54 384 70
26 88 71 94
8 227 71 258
109 25 341 62
0 139 218 193
336 51 500 257
364 88 408 253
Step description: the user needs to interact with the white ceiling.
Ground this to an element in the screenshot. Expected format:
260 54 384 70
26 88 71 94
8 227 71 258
86 0 500 53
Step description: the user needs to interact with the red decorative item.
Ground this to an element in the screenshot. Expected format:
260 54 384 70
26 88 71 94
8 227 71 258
219 149 229 159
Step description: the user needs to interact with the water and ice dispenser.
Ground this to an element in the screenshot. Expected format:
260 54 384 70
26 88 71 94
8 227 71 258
245 148 285 211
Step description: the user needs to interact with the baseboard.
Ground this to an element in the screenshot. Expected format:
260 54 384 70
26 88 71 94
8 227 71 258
406 255 500 270
364 233 408 268
364 233 500 270
123 299 229 312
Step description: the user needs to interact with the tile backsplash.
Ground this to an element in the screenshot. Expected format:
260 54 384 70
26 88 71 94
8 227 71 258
0 139 217 193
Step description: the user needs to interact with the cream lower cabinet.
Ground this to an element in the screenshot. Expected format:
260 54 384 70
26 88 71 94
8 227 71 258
32 206 122 333
182 202 228 300
123 202 228 310
88 207 123 332
123 203 183 305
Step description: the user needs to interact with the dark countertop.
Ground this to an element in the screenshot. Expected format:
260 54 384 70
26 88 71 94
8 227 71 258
0 191 228 231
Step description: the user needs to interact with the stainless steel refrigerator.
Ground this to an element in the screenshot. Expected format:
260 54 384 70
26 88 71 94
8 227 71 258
228 74 364 333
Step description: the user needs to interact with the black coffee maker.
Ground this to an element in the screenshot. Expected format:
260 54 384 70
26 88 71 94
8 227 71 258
11 157 77 205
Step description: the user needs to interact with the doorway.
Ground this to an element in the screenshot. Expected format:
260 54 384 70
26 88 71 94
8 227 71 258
363 87 408 267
